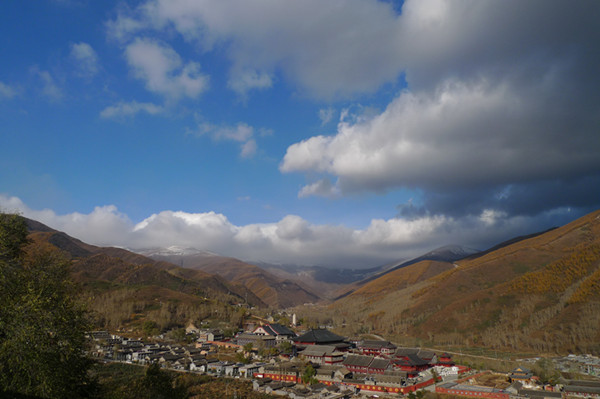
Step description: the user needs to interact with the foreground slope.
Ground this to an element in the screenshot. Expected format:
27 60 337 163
330 210 600 354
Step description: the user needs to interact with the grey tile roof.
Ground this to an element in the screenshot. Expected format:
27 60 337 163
369 358 391 370
395 348 419 357
361 340 397 349
267 323 295 336
344 354 373 367
294 329 345 344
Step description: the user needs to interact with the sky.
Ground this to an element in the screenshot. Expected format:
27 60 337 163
1 0 599 268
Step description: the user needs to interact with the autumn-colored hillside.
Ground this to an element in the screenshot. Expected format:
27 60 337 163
24 220 266 333
145 252 321 308
350 260 453 298
325 209 600 354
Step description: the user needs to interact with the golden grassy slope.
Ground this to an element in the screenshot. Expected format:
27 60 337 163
328 209 600 354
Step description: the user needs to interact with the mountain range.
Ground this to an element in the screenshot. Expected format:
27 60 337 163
18 209 600 353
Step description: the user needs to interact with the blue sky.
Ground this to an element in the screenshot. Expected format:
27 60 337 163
1 0 599 267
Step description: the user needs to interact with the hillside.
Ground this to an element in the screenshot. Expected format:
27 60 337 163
333 244 477 299
327 209 600 354
141 248 321 308
24 220 266 332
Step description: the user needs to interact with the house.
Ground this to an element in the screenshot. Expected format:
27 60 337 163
189 358 207 372
509 367 534 382
89 331 111 341
562 380 600 398
294 329 350 351
343 354 391 375
197 329 224 342
239 363 263 378
436 382 510 399
224 363 241 377
298 345 344 365
253 323 297 341
437 352 455 367
368 358 392 374
394 353 431 376
358 340 397 357
206 361 227 374
235 332 276 349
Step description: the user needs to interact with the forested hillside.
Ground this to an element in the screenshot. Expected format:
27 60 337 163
321 209 600 354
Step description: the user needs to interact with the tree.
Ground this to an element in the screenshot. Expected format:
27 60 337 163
128 362 188 399
533 358 560 384
142 320 159 337
301 364 318 385
278 340 293 354
0 213 95 398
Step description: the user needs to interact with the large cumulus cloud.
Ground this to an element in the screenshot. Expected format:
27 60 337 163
281 0 600 220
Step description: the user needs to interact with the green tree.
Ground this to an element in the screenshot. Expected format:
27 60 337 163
278 340 293 354
0 213 95 398
142 320 159 337
169 327 187 343
128 363 188 399
301 364 318 385
533 358 560 384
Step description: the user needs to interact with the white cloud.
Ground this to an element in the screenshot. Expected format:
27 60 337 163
228 69 273 96
479 209 506 226
0 195 132 247
107 0 405 99
298 178 340 199
0 81 17 99
282 74 600 195
193 122 259 158
319 107 335 126
1 194 575 268
125 38 209 100
240 139 257 158
30 67 63 101
100 100 164 118
70 42 99 77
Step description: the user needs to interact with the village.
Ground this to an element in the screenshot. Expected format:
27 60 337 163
88 319 600 399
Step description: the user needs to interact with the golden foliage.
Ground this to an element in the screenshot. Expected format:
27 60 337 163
568 267 600 303
510 243 600 294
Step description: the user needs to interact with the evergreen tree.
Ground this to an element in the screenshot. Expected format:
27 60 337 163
0 213 95 398
128 363 188 399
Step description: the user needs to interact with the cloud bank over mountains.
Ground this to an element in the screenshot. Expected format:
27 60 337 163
0 194 578 268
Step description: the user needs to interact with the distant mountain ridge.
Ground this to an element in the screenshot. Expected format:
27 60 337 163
333 244 480 299
139 247 321 308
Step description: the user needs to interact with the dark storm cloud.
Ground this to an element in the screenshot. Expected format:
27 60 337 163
283 0 600 223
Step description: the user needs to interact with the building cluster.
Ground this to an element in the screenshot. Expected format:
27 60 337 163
89 327 600 399
554 354 600 376
89 330 215 371
436 367 600 399
249 328 465 396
